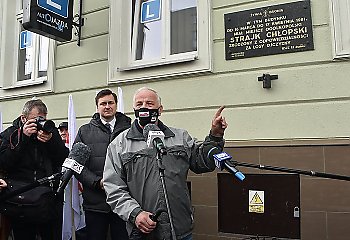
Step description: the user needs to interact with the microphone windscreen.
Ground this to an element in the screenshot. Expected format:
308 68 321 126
68 142 91 165
143 123 161 139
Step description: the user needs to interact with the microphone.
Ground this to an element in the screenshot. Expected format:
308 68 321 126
56 142 91 195
143 124 167 155
207 147 245 181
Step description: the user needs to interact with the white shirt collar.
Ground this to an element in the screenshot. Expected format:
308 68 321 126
100 117 116 131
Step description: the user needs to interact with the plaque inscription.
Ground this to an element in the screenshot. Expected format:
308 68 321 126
224 0 314 60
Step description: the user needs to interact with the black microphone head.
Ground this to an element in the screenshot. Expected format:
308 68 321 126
143 123 160 140
68 142 91 164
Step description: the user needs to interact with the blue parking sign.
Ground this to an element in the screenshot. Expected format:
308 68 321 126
37 0 69 18
141 0 161 24
20 31 32 49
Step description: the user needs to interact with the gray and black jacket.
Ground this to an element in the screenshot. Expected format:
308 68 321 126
103 120 224 239
74 112 131 212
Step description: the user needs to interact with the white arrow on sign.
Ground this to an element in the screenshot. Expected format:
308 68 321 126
47 0 62 10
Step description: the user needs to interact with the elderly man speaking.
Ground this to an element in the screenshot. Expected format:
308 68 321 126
103 87 228 240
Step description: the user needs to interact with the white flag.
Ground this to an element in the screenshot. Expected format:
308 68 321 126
62 95 86 240
117 87 125 113
68 95 76 150
0 111 2 132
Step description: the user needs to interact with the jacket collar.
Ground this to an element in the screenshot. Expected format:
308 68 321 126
13 116 22 128
126 120 175 140
91 112 131 133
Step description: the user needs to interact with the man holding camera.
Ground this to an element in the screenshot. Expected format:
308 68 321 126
0 99 69 240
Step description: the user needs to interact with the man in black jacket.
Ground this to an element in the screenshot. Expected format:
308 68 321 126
0 99 69 240
74 89 131 240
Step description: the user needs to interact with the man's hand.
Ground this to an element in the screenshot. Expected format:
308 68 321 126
22 119 38 137
37 130 53 143
135 211 157 234
210 106 228 137
0 179 7 189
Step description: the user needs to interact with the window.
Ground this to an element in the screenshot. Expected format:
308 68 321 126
109 0 211 83
0 0 55 97
18 26 50 82
132 0 197 62
330 0 350 59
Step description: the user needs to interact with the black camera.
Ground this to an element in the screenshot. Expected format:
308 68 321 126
35 116 56 133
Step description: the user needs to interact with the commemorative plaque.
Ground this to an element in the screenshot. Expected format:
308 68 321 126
224 0 314 60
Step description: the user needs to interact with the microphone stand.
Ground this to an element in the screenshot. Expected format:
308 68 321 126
0 172 63 202
155 151 177 240
229 160 350 181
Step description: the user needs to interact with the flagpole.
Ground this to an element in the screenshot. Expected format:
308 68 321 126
69 94 77 240
70 181 76 240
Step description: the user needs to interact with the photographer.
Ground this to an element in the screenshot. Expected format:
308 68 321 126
0 99 69 240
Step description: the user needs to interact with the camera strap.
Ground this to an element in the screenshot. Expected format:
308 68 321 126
9 128 22 150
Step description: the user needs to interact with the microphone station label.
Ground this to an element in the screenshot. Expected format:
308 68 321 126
146 130 164 147
63 158 84 174
213 152 232 169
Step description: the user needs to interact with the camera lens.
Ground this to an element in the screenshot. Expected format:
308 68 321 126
41 120 56 133
35 117 56 133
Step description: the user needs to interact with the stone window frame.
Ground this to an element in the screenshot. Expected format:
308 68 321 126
108 0 212 83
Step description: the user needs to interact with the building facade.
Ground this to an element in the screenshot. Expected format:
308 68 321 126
1 0 350 239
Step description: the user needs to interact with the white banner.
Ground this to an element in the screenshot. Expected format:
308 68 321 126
62 94 86 240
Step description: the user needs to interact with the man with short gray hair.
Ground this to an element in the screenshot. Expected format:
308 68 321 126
104 87 228 240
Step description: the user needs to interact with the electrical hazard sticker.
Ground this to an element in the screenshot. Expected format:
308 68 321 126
249 190 264 213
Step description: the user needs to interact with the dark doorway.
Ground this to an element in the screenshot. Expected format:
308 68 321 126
218 173 300 239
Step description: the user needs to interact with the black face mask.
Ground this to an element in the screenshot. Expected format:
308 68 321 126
134 108 160 127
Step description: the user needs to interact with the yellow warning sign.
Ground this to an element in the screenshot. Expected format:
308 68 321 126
250 192 263 204
249 190 264 213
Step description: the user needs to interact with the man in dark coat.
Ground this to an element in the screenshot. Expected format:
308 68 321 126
0 99 69 240
74 89 131 240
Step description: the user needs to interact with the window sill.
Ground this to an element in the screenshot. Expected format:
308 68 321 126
118 53 198 71
1 78 47 90
333 52 350 60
